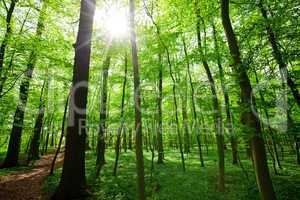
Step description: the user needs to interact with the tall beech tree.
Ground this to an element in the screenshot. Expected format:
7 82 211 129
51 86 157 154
129 0 146 199
220 0 276 199
53 0 96 198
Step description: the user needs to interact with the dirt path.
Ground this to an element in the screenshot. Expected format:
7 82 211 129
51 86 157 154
0 153 64 200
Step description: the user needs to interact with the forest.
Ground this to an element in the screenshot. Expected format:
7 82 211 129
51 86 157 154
0 0 299 199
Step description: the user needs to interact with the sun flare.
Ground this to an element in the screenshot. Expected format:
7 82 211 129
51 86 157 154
94 4 128 39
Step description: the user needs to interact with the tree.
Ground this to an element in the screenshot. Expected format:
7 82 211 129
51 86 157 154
194 0 224 191
129 0 146 199
50 92 70 175
220 0 276 199
113 54 128 176
182 36 204 167
212 23 238 165
157 53 164 164
27 81 46 162
96 53 111 177
53 0 96 198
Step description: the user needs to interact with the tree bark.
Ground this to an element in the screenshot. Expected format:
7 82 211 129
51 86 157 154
157 53 164 164
53 0 95 198
129 0 146 199
128 127 133 150
49 93 70 175
96 54 111 177
27 81 46 162
113 55 128 176
221 0 276 199
180 76 191 154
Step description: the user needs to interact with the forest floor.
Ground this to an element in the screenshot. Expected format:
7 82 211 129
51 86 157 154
0 152 64 200
44 148 300 200
0 148 299 200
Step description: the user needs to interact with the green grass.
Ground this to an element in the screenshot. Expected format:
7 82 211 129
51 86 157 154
43 148 300 200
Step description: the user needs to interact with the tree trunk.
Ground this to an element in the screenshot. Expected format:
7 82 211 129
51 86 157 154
96 54 111 177
129 0 146 199
129 127 133 150
113 55 128 176
287 109 300 165
254 69 282 169
123 126 127 152
180 78 190 154
143 2 185 172
157 53 164 164
1 1 46 169
221 0 276 199
53 0 95 198
27 81 46 162
212 24 238 165
194 0 224 191
182 37 204 167
50 93 69 175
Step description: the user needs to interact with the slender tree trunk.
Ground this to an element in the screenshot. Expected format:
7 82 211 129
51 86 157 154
294 135 300 165
182 37 204 167
258 0 300 108
212 24 238 165
123 126 127 152
53 0 95 198
129 127 133 150
157 53 164 164
287 110 300 165
254 70 282 169
221 0 276 199
50 126 55 147
129 0 146 199
180 78 191 154
194 0 224 191
96 54 111 177
113 55 128 176
27 81 46 162
1 1 46 168
50 93 69 175
43 116 52 155
143 2 185 172
0 0 17 94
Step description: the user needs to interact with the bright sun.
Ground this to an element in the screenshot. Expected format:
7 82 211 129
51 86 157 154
94 4 128 39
